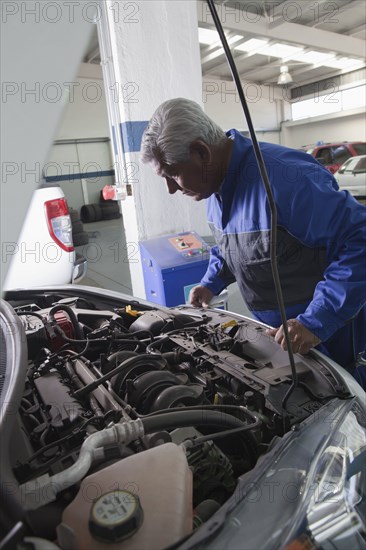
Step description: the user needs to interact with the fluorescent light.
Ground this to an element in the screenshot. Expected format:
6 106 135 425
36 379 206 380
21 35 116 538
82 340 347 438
259 43 303 59
235 38 268 53
291 50 335 64
199 28 243 50
206 35 244 60
198 28 219 45
228 35 244 46
323 57 365 69
201 34 245 62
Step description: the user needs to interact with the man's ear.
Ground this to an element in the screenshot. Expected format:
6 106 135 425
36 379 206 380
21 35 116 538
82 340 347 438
189 140 212 163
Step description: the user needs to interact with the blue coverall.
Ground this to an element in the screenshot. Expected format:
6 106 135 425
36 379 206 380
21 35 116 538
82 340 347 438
201 130 366 388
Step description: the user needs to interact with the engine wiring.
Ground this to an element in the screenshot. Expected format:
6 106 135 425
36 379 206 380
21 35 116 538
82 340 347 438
8 294 343 542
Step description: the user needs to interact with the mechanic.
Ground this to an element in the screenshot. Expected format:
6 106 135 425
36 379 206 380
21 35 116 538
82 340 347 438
141 98 366 389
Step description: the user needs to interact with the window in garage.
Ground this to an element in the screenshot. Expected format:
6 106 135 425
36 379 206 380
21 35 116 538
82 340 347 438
292 84 366 121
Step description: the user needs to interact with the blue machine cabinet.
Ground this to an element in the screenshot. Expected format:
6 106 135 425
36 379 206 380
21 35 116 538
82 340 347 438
139 231 211 307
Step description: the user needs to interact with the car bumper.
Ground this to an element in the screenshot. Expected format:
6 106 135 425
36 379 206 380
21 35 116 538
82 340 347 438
72 253 87 283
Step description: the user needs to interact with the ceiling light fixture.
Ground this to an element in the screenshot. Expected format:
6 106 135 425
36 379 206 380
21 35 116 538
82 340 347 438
277 65 293 85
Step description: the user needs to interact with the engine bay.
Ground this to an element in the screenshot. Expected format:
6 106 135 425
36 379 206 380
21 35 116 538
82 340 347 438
0 289 351 549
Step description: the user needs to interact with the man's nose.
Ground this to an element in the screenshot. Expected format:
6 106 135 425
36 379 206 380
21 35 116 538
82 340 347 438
165 178 179 194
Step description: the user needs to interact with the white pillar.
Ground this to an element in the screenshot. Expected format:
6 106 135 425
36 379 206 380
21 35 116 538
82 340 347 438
104 0 209 299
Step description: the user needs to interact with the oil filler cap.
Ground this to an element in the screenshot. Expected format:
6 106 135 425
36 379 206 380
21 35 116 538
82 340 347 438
89 490 143 543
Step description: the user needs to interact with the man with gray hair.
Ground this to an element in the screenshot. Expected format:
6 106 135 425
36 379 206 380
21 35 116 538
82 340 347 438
141 98 366 387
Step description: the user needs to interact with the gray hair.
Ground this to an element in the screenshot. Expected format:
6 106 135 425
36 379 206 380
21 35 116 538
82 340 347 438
140 98 226 166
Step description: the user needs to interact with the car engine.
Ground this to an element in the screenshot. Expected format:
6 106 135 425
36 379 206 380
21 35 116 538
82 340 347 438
0 289 351 549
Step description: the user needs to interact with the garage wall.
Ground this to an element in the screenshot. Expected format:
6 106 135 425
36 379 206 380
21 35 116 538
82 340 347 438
45 63 114 210
46 140 115 211
54 63 109 140
202 77 285 144
281 108 366 149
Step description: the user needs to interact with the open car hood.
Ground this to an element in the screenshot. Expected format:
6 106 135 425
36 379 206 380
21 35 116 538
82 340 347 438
1 6 95 291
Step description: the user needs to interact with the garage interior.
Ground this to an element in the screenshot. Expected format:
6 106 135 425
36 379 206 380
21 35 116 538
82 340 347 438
1 2 366 548
40 0 365 313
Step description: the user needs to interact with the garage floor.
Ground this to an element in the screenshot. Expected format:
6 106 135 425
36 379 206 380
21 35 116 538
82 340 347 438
75 218 132 295
76 218 251 317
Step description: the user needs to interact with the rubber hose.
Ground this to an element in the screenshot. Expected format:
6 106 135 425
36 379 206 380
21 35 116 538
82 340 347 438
141 410 259 466
65 361 103 417
48 304 84 340
73 354 167 398
162 351 192 365
106 350 137 373
142 409 245 433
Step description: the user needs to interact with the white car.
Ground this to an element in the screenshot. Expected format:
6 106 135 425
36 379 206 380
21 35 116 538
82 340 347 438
335 155 366 198
3 182 87 290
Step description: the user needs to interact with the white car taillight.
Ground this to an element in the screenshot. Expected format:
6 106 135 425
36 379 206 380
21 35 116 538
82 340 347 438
45 198 74 252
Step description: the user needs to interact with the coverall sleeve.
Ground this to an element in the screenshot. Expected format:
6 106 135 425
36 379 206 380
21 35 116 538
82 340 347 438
280 172 366 342
200 245 236 295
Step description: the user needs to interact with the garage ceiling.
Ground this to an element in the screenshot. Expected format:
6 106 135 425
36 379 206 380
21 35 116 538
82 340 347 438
84 0 365 88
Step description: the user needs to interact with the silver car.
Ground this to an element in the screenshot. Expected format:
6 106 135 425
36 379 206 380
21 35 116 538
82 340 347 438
335 155 366 199
1 284 365 549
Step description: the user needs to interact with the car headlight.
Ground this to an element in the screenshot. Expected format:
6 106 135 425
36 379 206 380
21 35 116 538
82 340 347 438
194 398 365 550
306 401 366 546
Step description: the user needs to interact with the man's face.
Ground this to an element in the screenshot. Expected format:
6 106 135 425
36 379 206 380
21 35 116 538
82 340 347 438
152 145 217 201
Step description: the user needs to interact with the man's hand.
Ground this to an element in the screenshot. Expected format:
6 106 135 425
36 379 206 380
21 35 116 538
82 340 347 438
266 319 321 354
189 285 214 308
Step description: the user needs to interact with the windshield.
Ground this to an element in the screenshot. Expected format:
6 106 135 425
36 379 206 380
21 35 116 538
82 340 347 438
356 157 366 172
353 143 366 155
